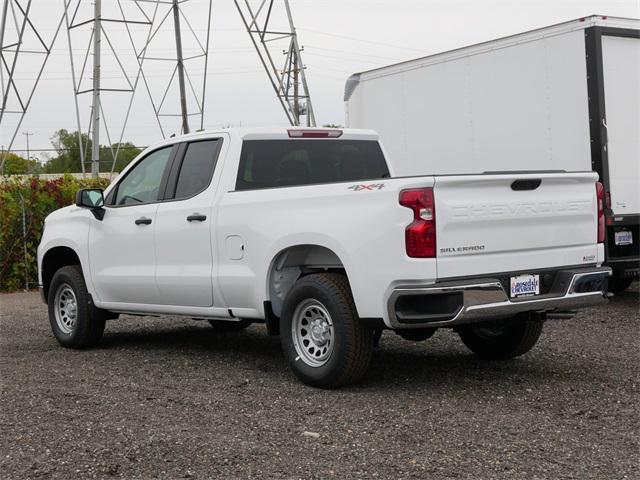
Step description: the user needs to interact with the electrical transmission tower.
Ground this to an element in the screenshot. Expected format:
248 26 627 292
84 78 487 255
234 0 316 127
0 0 70 172
66 0 158 176
67 0 211 176
135 0 212 138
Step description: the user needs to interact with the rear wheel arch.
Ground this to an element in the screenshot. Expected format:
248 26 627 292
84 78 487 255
266 244 349 319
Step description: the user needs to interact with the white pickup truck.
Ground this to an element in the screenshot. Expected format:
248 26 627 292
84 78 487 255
38 127 611 387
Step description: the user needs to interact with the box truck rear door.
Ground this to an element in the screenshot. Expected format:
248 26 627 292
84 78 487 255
601 34 640 216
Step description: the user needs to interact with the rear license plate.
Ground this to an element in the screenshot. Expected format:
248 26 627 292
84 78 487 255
510 274 540 298
614 230 633 246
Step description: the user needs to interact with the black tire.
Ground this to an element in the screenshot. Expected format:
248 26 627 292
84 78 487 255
280 273 373 388
208 319 252 331
608 275 634 294
457 317 543 360
47 265 105 348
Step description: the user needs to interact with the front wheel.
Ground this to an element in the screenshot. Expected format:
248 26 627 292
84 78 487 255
47 265 106 348
457 317 543 360
280 273 373 388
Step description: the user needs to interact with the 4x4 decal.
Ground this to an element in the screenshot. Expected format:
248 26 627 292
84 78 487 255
348 183 385 191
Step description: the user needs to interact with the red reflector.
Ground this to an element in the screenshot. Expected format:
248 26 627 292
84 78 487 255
399 188 436 258
596 182 605 243
287 129 343 138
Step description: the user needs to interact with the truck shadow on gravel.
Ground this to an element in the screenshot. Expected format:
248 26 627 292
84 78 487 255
609 285 640 302
96 322 608 390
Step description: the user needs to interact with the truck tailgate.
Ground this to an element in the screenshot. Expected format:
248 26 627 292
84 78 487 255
434 172 600 279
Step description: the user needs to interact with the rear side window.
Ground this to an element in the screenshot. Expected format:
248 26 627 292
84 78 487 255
235 140 389 190
173 140 221 199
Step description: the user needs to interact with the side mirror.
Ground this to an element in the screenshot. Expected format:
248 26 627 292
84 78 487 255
75 188 105 220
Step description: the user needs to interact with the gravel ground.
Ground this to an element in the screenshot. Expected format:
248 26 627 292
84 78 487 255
1 284 638 480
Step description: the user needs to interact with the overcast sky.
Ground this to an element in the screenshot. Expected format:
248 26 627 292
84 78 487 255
1 0 639 160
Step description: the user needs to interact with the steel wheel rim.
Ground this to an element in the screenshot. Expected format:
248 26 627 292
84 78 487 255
291 299 335 367
54 283 78 335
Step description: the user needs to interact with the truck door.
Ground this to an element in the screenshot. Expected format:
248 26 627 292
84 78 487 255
89 145 175 305
154 139 222 307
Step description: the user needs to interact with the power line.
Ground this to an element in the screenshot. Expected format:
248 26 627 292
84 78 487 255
305 52 395 66
7 145 147 153
300 27 429 53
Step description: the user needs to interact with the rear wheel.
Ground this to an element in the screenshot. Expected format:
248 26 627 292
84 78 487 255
608 275 634 294
280 273 373 388
48 265 105 348
208 319 252 331
457 317 543 360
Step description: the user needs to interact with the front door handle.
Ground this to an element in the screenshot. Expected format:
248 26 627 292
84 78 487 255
135 217 152 225
187 213 207 222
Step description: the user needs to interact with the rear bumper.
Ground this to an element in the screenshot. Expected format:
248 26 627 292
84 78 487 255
387 266 611 329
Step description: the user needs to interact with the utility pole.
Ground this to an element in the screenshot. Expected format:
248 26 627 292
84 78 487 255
283 0 314 126
90 0 102 177
23 131 32 160
172 0 189 134
293 49 299 125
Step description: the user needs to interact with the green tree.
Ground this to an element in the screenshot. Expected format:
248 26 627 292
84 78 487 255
44 129 141 173
101 142 142 172
0 152 42 175
45 129 87 173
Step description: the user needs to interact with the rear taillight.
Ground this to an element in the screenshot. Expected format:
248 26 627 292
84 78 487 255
596 181 605 243
399 188 436 258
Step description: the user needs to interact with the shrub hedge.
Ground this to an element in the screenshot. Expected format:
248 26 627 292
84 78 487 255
0 175 110 291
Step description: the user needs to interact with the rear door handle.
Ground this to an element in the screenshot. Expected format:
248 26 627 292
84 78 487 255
135 217 152 225
187 213 207 222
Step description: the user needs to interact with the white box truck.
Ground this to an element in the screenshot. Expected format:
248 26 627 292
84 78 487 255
345 15 639 292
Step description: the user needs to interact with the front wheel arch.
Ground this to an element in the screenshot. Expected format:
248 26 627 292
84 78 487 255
42 246 82 300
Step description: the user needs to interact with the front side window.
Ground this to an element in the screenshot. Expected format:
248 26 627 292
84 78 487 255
112 147 173 206
235 139 390 190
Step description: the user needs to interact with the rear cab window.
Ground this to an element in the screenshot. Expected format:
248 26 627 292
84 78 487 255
235 139 389 190
172 140 221 199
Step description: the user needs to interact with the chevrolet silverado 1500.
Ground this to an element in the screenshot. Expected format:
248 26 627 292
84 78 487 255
38 128 610 387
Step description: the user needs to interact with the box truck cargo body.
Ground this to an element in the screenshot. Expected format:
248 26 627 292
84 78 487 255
345 15 639 289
